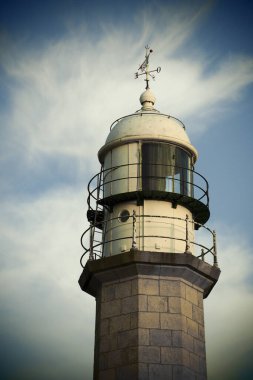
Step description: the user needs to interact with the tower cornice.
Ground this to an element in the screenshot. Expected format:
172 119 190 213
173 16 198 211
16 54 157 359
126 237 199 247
79 251 220 299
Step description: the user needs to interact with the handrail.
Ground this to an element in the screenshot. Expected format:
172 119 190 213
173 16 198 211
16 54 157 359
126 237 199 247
109 112 186 131
87 162 209 210
80 213 218 268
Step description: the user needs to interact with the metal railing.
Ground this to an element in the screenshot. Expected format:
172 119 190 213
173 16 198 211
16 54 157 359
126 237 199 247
109 113 186 131
87 163 209 211
80 213 218 268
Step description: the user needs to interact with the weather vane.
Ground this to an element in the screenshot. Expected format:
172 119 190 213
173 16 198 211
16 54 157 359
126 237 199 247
135 45 161 90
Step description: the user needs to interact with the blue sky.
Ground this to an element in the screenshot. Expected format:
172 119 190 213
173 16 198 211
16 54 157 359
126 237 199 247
1 1 253 379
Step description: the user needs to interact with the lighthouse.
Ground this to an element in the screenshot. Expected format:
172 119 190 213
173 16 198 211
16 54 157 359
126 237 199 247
79 47 220 380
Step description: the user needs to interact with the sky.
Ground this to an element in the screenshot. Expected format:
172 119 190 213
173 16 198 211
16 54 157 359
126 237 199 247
0 0 253 379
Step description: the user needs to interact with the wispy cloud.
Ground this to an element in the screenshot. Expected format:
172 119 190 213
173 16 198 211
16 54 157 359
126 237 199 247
1 4 253 168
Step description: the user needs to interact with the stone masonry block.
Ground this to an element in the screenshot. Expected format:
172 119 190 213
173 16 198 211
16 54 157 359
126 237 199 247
122 295 147 314
149 364 172 380
199 356 207 375
192 305 204 325
168 297 181 313
139 363 149 380
160 280 185 297
139 295 148 311
173 365 196 380
107 349 123 368
190 352 200 372
138 312 160 329
99 352 107 370
121 296 138 314
198 324 205 342
185 285 198 305
136 278 159 295
100 333 117 353
161 313 186 331
100 318 109 336
116 280 132 299
110 314 131 334
194 338 206 358
101 283 117 302
124 347 138 364
187 318 199 338
148 295 167 312
131 278 138 295
176 348 190 367
150 329 172 346
116 364 138 380
161 347 190 366
197 290 204 308
139 328 149 345
130 312 138 329
181 298 193 319
172 331 194 352
118 329 138 349
172 330 181 347
100 368 116 380
138 346 160 363
101 299 121 319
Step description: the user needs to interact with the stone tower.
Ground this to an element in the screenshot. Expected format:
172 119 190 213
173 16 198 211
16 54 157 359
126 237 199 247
79 47 220 380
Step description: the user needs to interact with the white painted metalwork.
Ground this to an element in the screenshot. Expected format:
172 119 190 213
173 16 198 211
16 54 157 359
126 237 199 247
80 212 218 267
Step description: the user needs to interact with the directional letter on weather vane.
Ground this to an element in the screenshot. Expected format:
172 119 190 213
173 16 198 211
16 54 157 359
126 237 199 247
135 45 161 89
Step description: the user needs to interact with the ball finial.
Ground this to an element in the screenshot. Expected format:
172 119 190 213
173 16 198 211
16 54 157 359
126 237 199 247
140 88 156 110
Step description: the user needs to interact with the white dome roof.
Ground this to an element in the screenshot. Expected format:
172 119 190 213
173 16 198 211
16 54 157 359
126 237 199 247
98 110 198 163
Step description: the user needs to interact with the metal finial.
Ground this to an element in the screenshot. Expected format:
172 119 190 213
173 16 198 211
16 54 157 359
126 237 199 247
135 45 161 90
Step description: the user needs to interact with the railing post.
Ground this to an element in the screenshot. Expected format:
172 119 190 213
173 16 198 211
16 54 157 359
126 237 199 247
213 230 219 267
131 210 138 251
89 224 94 260
201 248 205 262
185 214 191 254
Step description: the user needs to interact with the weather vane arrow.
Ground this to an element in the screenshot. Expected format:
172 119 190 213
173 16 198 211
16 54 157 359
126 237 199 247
135 45 161 89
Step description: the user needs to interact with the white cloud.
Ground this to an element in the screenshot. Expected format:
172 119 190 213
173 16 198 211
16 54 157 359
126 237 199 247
0 190 94 379
1 5 253 171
